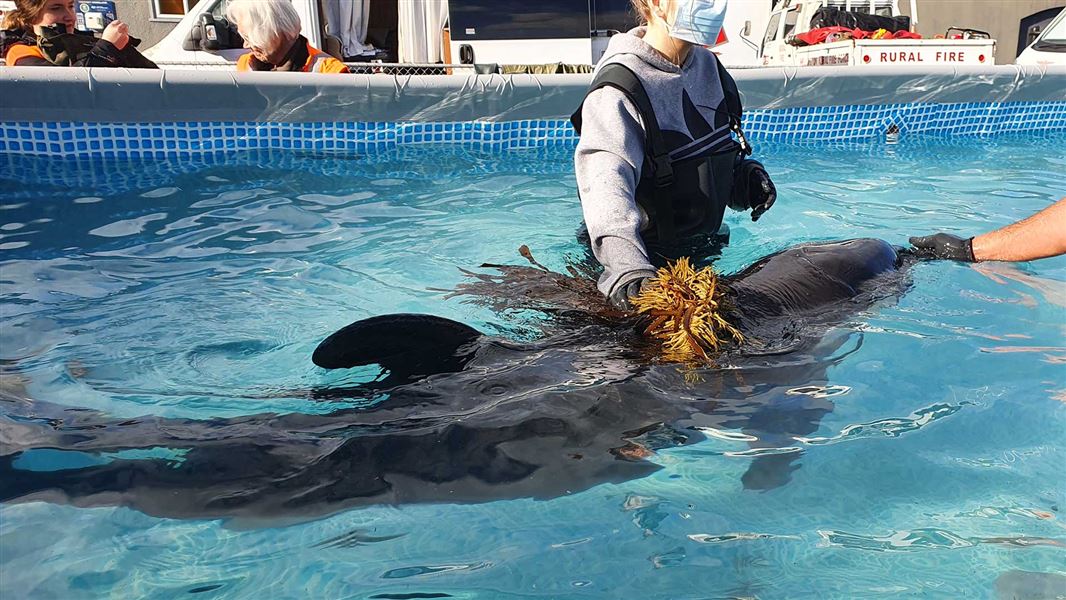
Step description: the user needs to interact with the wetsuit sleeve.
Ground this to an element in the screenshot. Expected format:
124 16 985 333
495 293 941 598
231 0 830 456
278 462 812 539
574 86 658 298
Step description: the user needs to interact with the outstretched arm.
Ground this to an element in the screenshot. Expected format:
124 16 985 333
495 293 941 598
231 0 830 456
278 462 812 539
972 198 1066 262
910 198 1066 262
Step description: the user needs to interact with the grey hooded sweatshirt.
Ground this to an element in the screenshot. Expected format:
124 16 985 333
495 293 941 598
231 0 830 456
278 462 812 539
575 27 738 298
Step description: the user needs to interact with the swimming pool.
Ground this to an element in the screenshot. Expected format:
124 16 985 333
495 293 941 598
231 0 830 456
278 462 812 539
1 134 1064 597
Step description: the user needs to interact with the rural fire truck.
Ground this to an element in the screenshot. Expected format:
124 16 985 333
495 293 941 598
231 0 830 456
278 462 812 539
759 0 997 67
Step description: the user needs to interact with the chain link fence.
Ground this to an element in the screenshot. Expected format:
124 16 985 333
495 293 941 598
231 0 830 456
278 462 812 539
343 63 594 75
150 62 593 75
342 63 477 75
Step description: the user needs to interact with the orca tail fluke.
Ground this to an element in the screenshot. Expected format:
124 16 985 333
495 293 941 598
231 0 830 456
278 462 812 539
312 313 484 380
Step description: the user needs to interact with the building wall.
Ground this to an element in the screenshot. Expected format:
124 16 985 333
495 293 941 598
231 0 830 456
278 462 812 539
114 0 183 48
900 1 1064 63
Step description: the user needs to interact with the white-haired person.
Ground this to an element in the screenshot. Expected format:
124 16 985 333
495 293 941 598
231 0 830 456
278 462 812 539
226 0 347 73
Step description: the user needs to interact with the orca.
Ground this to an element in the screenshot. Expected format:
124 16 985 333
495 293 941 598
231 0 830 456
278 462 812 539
0 239 911 525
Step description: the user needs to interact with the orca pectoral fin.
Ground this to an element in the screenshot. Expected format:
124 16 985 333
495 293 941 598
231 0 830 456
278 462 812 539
312 314 484 381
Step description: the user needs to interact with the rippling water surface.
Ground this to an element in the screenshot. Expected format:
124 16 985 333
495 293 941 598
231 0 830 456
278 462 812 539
1 138 1064 598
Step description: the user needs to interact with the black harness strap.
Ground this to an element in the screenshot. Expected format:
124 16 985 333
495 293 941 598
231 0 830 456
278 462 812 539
714 58 751 157
570 58 750 241
571 63 677 240
571 63 675 188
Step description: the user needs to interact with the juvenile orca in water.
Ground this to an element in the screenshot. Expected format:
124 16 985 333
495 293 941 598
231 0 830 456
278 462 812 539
0 239 910 525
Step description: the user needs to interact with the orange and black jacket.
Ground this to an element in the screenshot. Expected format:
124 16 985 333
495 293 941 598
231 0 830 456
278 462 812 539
1 25 156 68
236 35 348 73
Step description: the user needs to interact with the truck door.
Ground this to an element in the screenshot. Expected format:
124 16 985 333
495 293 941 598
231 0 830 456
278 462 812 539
166 0 247 64
760 10 782 60
197 0 248 62
780 5 801 63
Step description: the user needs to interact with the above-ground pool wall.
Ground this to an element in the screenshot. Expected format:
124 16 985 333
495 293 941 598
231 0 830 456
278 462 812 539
0 65 1064 156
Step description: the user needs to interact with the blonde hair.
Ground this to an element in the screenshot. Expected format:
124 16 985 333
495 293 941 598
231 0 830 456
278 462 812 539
3 0 49 30
630 0 676 25
630 0 653 23
225 0 302 50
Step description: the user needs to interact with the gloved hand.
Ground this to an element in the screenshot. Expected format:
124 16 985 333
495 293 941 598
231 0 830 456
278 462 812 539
609 277 651 311
908 233 976 262
730 159 777 222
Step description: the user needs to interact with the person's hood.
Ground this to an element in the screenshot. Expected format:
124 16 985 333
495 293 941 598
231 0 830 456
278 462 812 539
597 26 689 74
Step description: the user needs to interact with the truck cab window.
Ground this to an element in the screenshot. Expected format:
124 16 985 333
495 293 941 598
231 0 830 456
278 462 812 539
763 12 782 49
782 8 800 39
210 0 229 19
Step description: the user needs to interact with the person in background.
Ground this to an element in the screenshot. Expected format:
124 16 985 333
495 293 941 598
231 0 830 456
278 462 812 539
1 0 156 67
572 0 776 310
910 198 1066 262
226 0 348 74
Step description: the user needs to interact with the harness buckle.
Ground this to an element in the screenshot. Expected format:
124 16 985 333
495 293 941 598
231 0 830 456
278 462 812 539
652 153 674 188
732 118 752 157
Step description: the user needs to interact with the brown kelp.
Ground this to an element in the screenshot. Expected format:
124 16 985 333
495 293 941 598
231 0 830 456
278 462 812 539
443 245 628 328
631 258 744 364
446 246 743 363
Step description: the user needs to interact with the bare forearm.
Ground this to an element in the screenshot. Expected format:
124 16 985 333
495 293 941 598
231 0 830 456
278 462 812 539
972 198 1066 262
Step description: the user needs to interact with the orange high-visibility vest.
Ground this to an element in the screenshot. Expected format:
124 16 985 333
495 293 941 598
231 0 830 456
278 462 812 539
5 43 47 65
236 41 348 74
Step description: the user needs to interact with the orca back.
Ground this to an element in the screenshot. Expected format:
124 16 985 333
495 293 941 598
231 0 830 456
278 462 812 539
727 238 901 320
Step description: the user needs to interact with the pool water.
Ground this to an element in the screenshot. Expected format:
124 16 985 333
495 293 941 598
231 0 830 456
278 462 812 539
1 137 1065 598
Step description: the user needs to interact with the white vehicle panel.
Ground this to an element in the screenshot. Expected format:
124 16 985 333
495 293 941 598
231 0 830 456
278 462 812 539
1016 8 1066 66
450 38 593 66
857 40 994 66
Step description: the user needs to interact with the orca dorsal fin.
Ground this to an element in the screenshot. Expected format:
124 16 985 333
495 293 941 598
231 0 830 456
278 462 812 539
312 314 484 382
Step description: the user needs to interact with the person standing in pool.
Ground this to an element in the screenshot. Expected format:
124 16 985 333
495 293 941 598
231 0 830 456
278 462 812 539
572 0 776 309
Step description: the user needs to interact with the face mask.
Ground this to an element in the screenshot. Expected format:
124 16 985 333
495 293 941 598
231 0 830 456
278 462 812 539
669 0 728 47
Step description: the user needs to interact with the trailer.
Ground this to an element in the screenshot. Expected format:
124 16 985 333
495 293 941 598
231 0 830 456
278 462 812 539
447 0 632 66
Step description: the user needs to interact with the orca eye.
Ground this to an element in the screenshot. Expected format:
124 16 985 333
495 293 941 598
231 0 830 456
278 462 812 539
478 382 509 396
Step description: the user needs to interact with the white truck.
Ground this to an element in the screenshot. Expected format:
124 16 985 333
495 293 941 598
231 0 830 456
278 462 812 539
142 0 402 69
142 0 323 68
759 0 996 67
140 0 638 71
1016 7 1066 66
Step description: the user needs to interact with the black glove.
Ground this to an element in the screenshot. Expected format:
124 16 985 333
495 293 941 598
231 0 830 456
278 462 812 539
730 159 777 222
609 277 650 311
908 233 976 262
